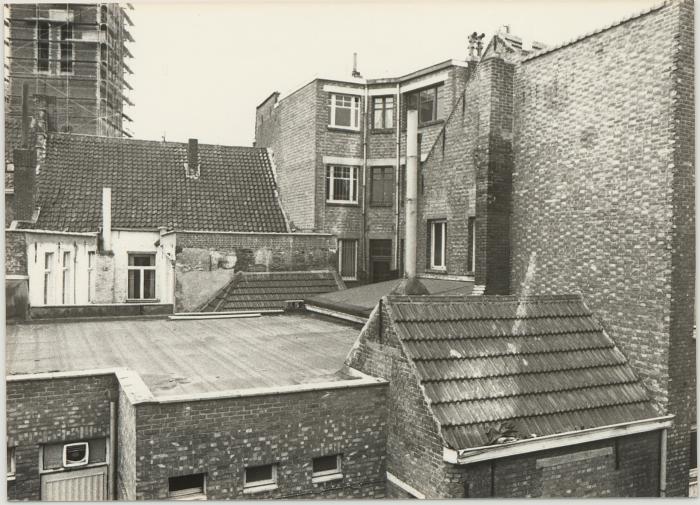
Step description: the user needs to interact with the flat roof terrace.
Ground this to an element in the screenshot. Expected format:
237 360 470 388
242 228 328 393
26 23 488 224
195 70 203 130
6 314 360 398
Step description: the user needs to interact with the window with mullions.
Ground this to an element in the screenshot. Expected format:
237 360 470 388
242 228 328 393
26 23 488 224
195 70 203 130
370 166 394 206
37 22 50 72
326 165 359 203
127 254 156 300
406 86 440 124
329 93 360 130
60 23 73 73
61 251 71 304
43 252 54 305
428 220 447 271
373 96 394 129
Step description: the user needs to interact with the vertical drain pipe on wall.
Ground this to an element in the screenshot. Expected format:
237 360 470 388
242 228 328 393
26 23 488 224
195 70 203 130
109 401 117 500
362 83 369 280
405 109 418 280
659 428 668 497
394 83 401 273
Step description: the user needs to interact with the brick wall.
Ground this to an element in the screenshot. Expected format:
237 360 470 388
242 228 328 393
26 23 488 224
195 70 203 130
132 385 387 500
173 231 338 310
452 433 661 498
511 1 694 495
6 374 118 500
117 383 136 500
5 230 27 275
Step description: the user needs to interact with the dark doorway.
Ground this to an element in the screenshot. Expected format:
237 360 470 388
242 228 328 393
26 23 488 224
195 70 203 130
370 239 394 283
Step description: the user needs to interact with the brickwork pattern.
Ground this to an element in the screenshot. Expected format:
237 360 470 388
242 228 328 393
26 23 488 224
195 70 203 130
117 383 136 500
133 386 387 500
6 375 118 500
511 1 694 495
5 230 27 275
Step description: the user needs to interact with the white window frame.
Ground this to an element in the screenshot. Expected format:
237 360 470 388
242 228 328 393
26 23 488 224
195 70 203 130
44 252 55 305
338 239 358 281
430 220 447 271
469 217 476 274
87 251 96 303
243 464 278 494
127 253 157 301
7 447 15 480
62 442 89 468
61 251 71 305
312 454 343 483
329 93 360 130
326 165 359 204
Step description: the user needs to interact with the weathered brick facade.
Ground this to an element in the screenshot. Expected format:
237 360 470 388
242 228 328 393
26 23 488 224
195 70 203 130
511 0 695 495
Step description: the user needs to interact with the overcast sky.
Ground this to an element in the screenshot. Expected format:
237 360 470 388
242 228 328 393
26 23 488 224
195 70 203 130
126 0 660 146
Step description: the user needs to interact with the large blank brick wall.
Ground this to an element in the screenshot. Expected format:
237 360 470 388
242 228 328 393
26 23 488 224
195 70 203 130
6 375 118 500
511 1 694 495
133 385 388 500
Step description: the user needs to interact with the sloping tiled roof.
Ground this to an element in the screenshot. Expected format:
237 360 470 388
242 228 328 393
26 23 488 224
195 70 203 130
385 294 659 450
199 270 345 312
32 133 288 233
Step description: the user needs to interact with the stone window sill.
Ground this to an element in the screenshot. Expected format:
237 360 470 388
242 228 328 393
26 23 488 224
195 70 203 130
326 201 359 208
243 483 278 495
371 128 394 135
312 473 343 484
327 126 361 134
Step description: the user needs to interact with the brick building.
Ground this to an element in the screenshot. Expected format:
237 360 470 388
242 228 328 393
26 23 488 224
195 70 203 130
6 315 387 500
346 294 670 498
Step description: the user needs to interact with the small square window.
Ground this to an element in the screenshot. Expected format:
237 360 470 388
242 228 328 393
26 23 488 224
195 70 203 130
312 454 342 483
63 442 89 467
168 473 206 500
244 464 277 493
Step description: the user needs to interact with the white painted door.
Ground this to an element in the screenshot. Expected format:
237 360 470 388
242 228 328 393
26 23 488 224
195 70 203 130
41 466 108 501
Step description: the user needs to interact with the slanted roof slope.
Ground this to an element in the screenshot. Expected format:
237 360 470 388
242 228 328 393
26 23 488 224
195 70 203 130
385 294 659 450
32 133 288 233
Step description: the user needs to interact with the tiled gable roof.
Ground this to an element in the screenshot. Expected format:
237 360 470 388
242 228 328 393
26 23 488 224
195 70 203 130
199 270 345 312
32 133 288 233
385 294 659 450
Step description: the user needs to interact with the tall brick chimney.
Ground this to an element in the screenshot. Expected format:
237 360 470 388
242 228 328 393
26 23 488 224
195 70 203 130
12 148 37 223
474 56 515 295
185 138 200 179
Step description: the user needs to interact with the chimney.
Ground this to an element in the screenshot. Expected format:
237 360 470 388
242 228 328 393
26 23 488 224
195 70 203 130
351 52 362 78
468 32 485 60
21 83 30 148
185 138 200 179
390 109 429 296
13 148 37 222
102 187 112 252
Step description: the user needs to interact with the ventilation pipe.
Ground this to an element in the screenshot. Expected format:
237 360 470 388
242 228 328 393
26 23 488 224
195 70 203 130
405 109 418 280
102 187 112 252
352 52 362 78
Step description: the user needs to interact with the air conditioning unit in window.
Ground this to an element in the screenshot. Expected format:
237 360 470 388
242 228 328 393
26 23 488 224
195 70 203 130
63 442 89 468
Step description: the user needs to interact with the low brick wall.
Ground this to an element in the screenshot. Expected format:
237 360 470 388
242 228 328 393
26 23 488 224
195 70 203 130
173 231 338 311
29 303 173 320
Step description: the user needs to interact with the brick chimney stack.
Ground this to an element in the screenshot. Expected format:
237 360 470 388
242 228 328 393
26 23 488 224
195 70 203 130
185 138 200 179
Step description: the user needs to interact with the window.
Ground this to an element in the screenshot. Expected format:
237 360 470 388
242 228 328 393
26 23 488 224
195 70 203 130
373 96 394 129
312 454 342 482
59 23 73 73
37 22 50 72
63 442 89 468
370 166 394 206
329 93 360 130
61 251 71 305
690 429 697 497
326 165 359 203
43 252 54 305
128 254 156 300
169 473 206 500
87 251 95 302
338 239 358 281
7 447 15 480
244 464 277 493
406 86 440 124
429 220 447 271
43 439 106 471
468 217 476 274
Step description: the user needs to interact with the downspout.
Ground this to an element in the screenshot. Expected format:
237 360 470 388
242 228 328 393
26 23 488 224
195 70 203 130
659 428 667 497
394 83 401 273
362 84 368 280
109 401 117 500
405 109 418 280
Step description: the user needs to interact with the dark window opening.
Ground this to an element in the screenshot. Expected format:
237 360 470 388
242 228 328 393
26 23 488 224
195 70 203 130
691 431 697 470
370 166 394 206
60 23 73 73
312 454 341 476
37 22 50 72
406 86 440 125
339 239 358 280
169 473 205 498
244 464 276 488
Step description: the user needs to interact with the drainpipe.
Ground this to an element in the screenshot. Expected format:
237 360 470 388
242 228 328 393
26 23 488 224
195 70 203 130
362 85 368 280
405 109 418 280
659 428 667 497
109 401 117 500
394 83 401 273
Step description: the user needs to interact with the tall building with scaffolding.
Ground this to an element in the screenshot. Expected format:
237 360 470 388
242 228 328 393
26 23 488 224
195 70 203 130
4 2 134 148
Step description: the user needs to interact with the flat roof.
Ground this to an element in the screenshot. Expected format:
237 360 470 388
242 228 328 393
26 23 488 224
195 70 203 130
6 314 360 397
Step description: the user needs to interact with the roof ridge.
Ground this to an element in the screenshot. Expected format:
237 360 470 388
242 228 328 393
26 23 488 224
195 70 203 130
439 398 651 428
47 132 265 151
429 375 642 405
402 330 602 342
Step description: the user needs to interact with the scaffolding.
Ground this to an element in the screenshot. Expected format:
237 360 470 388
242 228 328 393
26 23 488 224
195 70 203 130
4 3 134 140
